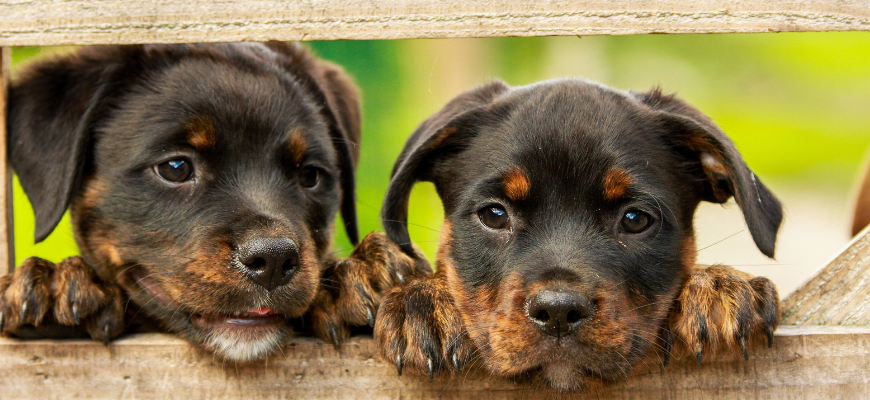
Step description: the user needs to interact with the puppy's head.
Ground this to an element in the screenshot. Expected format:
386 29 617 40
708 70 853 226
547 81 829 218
383 79 782 390
9 42 360 361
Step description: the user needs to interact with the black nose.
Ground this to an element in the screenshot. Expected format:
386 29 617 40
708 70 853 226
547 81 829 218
527 290 593 338
237 237 300 291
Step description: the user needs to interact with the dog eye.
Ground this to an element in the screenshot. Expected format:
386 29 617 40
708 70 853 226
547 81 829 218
299 166 320 188
620 210 652 234
478 206 510 230
155 159 193 183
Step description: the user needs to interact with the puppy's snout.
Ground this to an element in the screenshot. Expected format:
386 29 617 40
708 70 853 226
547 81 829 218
238 237 300 291
527 290 593 337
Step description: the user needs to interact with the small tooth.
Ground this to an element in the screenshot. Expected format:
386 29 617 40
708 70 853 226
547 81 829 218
427 358 434 381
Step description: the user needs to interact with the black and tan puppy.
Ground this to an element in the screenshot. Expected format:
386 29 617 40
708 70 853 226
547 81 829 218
0 42 413 361
374 79 782 390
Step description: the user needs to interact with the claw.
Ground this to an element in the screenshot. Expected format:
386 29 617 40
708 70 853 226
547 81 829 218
695 342 704 365
663 329 674 367
427 358 434 381
19 302 27 325
766 326 775 348
72 303 81 325
329 325 340 350
396 272 404 284
103 325 110 346
0 311 4 332
366 307 375 328
452 352 462 373
395 355 403 376
739 335 749 360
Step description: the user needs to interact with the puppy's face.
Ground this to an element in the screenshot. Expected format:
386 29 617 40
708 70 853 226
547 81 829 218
383 80 781 389
9 43 361 361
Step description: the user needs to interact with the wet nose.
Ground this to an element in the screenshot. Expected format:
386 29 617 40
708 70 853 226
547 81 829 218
237 237 300 291
527 290 593 337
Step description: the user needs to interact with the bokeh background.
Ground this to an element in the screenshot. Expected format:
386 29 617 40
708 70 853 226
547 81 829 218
10 32 870 297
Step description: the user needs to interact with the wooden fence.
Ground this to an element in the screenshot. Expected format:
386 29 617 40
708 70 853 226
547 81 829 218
2 0 870 398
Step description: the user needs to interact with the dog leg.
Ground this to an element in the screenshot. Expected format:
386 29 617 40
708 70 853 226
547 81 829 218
373 271 472 380
668 265 779 365
308 232 430 348
0 256 125 343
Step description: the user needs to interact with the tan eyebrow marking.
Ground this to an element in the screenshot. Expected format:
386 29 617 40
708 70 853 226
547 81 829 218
603 168 632 202
185 116 216 150
502 166 531 201
287 128 307 163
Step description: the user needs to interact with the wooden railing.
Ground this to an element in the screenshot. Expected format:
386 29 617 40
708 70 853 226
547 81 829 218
2 1 870 398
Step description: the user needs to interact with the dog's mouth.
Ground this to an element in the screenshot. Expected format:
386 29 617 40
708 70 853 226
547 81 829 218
191 307 286 329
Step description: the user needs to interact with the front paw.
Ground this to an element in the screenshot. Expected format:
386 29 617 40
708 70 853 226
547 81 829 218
309 232 431 348
0 256 125 344
669 265 779 364
374 274 471 380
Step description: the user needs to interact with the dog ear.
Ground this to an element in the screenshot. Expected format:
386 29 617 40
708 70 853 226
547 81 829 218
265 42 362 245
382 81 511 257
637 89 783 258
8 47 135 243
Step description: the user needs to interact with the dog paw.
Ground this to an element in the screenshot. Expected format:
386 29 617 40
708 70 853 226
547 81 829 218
669 265 779 365
374 274 471 380
309 232 431 348
0 256 125 344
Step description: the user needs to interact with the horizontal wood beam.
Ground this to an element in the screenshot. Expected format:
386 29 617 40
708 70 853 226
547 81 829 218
1 0 870 46
0 326 868 399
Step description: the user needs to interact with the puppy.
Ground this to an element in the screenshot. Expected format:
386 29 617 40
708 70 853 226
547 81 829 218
0 42 410 361
374 79 782 390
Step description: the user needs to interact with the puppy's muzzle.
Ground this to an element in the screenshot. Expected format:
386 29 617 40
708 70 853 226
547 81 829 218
527 289 593 338
236 237 300 291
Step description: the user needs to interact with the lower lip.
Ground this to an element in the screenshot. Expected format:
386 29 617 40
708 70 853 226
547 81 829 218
191 308 286 329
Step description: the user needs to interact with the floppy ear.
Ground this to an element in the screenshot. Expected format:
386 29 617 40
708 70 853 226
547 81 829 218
637 89 783 258
382 80 511 257
265 42 362 245
8 46 135 243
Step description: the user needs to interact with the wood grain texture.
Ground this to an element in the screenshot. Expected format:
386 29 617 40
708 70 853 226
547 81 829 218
782 225 870 325
0 326 867 399
1 0 869 46
0 47 13 275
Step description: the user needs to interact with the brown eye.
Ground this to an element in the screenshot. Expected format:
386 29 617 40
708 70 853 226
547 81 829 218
620 210 652 234
478 206 510 230
299 166 320 188
155 159 193 183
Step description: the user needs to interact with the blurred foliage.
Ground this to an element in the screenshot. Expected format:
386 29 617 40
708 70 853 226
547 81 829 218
10 32 870 265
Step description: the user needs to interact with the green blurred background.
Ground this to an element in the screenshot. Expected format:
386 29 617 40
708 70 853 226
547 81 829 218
10 33 870 295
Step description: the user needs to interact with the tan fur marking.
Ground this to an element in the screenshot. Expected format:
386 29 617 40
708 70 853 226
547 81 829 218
502 167 530 201
99 242 123 266
287 128 307 163
185 116 216 150
603 168 632 201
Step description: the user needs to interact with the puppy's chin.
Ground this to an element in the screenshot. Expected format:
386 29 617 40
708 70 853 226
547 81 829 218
197 323 292 362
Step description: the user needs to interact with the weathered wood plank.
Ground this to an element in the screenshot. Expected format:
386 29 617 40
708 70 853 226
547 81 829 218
782 224 870 325
1 0 869 46
0 47 13 274
0 326 867 399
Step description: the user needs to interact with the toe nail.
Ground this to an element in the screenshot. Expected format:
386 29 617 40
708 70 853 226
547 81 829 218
366 307 375 328
330 325 340 350
695 343 704 365
427 358 434 381
396 272 404 284
767 326 775 348
663 330 674 367
19 303 27 324
453 352 462 373
0 311 5 331
395 355 403 376
740 336 749 361
72 303 81 326
103 325 110 346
